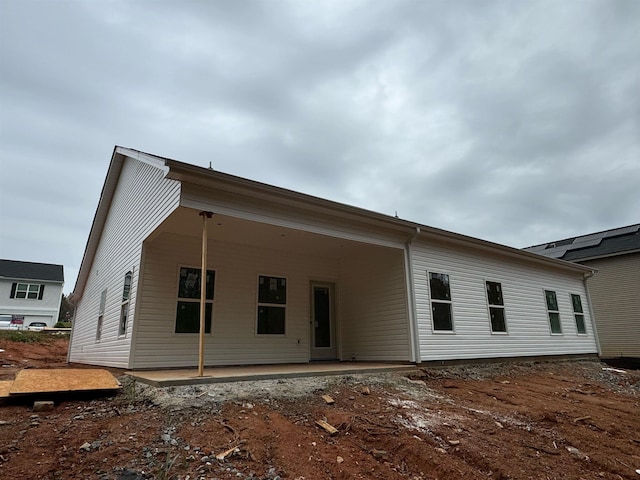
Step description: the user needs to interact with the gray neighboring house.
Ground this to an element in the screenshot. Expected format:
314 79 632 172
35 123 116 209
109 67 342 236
68 147 598 369
524 224 640 360
0 259 65 328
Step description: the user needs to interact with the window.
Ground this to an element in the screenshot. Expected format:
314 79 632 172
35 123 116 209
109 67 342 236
544 290 562 334
97 289 107 341
257 275 286 335
119 271 132 336
571 294 587 334
10 283 44 300
175 267 215 333
486 281 507 333
428 272 453 331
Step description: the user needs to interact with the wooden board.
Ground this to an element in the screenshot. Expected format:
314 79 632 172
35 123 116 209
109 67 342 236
9 369 121 395
315 419 339 436
0 381 13 398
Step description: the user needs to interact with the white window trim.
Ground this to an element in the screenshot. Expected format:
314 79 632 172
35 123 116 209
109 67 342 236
174 265 215 335
485 279 508 335
427 271 455 334
256 274 287 337
543 288 563 335
569 292 588 336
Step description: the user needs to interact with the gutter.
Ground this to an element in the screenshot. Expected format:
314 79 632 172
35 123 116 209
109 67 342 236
583 270 601 356
404 227 421 363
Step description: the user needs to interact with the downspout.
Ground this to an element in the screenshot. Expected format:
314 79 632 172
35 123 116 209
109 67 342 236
404 227 421 364
583 270 601 357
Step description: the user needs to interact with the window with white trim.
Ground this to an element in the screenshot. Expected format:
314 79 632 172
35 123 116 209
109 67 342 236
571 294 587 334
485 281 507 333
119 271 132 336
10 283 45 300
257 275 286 335
428 272 453 331
175 267 215 333
97 288 107 341
544 289 562 334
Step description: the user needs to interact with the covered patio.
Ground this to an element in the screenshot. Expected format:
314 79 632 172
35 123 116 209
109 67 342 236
126 361 417 387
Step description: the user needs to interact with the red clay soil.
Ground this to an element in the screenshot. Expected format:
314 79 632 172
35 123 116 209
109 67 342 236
0 337 639 479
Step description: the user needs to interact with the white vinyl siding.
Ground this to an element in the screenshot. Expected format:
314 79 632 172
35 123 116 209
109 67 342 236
132 233 341 368
412 238 597 361
581 253 640 358
69 157 180 368
339 247 410 362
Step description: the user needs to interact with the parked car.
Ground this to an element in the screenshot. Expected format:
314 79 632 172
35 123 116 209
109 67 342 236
27 321 47 331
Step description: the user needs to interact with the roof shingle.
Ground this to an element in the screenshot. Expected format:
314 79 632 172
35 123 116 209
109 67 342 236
0 259 64 282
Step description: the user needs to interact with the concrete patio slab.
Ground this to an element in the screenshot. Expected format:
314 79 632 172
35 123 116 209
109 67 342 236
126 362 417 387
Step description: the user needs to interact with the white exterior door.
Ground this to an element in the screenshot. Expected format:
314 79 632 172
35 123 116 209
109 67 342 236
310 282 337 360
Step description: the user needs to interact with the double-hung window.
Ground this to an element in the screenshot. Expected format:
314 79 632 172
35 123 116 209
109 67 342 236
97 289 107 341
175 267 215 333
11 283 44 300
428 272 453 331
485 281 507 333
257 275 286 335
571 294 587 334
544 289 562 334
119 271 132 336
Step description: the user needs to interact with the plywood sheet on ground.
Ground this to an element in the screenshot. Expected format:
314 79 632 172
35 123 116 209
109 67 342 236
0 381 13 398
9 369 121 395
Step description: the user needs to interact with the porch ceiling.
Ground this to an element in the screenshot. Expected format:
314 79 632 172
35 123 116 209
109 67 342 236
151 207 395 258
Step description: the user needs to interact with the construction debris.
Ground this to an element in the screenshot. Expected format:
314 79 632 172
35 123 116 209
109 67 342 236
215 445 240 461
315 419 339 436
322 394 335 405
33 400 54 412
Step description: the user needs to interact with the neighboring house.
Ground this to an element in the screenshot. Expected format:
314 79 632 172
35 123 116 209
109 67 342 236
68 147 598 369
0 259 64 328
524 225 640 360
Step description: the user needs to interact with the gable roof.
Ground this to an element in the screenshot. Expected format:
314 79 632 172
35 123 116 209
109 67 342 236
72 146 594 300
0 259 64 283
523 224 640 262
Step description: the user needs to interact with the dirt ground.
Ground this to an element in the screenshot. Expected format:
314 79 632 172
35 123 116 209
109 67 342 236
0 337 639 480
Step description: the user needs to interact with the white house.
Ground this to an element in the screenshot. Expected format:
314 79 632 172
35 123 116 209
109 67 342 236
68 147 598 369
0 259 64 328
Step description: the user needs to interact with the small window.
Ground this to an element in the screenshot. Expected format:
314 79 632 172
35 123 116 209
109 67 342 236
97 288 107 341
119 272 132 336
175 267 215 334
544 290 562 334
428 272 453 331
571 294 587 334
257 275 286 335
11 283 44 300
486 281 507 333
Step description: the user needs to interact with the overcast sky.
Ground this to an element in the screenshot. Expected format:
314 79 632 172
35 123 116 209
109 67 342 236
1 0 638 293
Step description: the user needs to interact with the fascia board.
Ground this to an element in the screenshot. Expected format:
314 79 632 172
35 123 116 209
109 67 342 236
0 277 64 284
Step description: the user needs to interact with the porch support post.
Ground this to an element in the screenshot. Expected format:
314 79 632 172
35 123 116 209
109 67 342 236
198 211 213 376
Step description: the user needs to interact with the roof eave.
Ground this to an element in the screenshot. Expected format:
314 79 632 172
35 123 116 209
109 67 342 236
165 159 592 275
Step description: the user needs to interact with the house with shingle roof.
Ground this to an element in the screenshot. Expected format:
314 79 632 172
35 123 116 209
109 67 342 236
68 146 599 369
0 259 64 328
524 224 640 360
